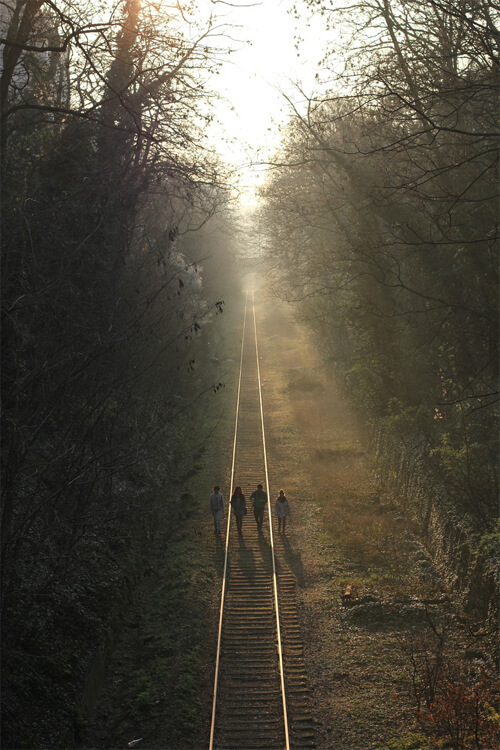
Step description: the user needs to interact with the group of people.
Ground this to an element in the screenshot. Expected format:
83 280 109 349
209 483 290 535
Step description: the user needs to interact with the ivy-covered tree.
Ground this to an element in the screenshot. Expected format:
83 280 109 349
1 1 233 745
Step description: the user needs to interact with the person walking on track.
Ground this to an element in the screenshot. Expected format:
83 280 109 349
230 486 247 534
209 485 224 534
275 489 290 533
250 483 267 530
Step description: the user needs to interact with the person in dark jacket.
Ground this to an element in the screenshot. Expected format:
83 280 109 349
209 485 224 533
230 486 247 534
250 483 267 530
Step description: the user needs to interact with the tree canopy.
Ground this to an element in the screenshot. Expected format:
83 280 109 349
1 1 235 745
262 0 498 530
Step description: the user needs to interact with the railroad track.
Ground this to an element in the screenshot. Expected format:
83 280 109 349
209 291 315 750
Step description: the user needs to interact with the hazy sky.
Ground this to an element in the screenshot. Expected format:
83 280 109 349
194 0 328 203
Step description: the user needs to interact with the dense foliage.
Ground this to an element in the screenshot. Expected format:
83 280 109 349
1 1 234 746
262 0 498 578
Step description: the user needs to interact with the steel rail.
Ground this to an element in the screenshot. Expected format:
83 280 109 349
208 290 249 750
251 289 291 750
209 289 291 750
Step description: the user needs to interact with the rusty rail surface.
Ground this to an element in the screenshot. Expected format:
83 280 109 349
209 291 316 750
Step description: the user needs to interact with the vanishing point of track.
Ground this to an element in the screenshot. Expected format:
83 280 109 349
209 291 316 750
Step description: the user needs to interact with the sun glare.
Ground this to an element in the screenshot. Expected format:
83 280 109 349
190 0 329 205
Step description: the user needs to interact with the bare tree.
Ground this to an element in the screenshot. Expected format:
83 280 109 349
261 0 498 529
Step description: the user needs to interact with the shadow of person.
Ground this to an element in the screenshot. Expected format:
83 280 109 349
257 529 273 573
281 534 305 587
213 531 225 576
235 533 257 584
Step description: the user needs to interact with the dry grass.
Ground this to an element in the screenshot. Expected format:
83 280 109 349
254 294 454 749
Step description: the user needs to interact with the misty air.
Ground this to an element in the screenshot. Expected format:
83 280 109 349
1 1 498 749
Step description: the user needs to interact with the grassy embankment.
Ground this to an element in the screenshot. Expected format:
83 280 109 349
255 294 498 750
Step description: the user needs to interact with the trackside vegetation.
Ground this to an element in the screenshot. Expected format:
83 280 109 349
261 0 498 616
1 1 237 746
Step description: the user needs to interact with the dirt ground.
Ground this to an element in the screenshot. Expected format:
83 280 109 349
248 293 454 750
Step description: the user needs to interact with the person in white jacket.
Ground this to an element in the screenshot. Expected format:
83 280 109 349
209 485 224 534
274 489 290 533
